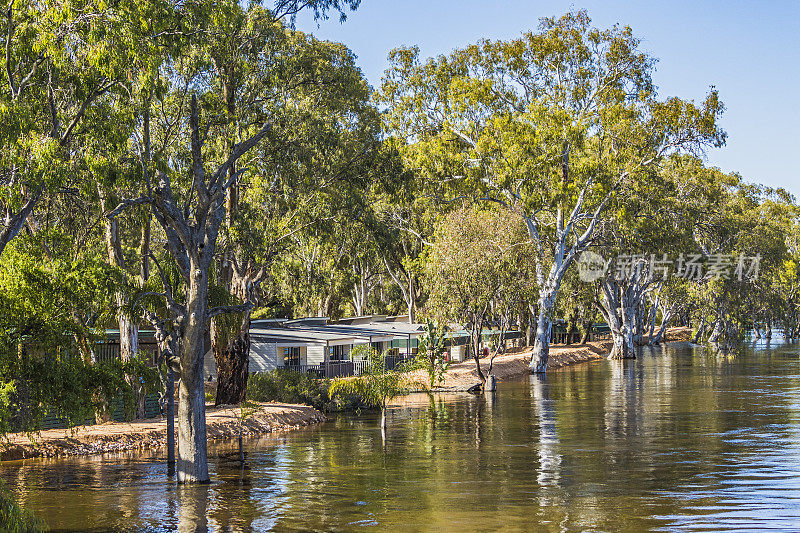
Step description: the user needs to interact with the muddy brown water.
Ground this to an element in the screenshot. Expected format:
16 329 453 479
3 341 800 532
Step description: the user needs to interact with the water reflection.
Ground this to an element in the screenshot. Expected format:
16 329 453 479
4 342 800 531
530 375 561 491
177 484 209 533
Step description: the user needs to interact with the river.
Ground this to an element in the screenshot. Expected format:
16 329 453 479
3 341 800 531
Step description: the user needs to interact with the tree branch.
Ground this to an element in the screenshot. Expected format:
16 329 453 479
207 302 252 320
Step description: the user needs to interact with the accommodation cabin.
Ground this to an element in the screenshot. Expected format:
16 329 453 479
204 315 425 379
202 314 524 379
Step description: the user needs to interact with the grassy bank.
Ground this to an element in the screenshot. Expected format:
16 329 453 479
0 480 44 532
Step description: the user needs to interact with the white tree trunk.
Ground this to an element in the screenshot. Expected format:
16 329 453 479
119 312 139 362
529 260 569 373
530 304 552 373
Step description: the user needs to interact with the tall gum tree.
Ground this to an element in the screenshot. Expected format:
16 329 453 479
377 11 725 372
112 92 269 482
193 2 375 404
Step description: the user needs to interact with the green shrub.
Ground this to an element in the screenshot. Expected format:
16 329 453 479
0 480 45 533
247 369 333 411
328 348 411 424
0 351 161 438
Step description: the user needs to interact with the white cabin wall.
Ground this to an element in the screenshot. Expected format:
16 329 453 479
307 344 325 365
250 340 279 373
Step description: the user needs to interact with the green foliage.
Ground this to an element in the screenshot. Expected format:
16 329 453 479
416 319 449 388
328 347 411 413
247 369 331 412
424 206 533 329
0 243 158 436
0 480 45 533
0 352 159 438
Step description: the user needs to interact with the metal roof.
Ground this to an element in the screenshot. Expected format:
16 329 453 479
249 317 523 346
250 321 401 345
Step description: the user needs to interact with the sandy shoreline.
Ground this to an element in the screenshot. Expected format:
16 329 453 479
407 326 693 391
1 402 325 462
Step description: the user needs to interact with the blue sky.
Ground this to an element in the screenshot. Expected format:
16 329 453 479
296 0 800 199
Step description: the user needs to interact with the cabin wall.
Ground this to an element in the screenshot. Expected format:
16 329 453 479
250 340 278 373
307 344 325 365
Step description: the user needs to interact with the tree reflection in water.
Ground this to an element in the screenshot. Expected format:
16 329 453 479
177 484 209 533
530 374 562 496
6 343 800 531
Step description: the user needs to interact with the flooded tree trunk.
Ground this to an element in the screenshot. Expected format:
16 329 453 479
709 314 723 344
177 263 210 484
648 294 659 338
633 302 645 346
600 277 636 360
528 244 573 373
113 94 270 484
649 302 676 346
530 309 551 373
693 313 707 343
531 286 559 373
608 331 626 359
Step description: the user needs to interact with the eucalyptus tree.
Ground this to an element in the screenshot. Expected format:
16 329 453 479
106 0 361 483
378 11 725 372
203 10 382 403
424 206 531 388
591 161 682 358
370 141 442 323
555 270 599 345
680 176 794 347
777 231 800 340
644 276 690 345
0 0 150 259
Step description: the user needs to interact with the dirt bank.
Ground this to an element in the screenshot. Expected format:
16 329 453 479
1 402 325 462
409 327 693 391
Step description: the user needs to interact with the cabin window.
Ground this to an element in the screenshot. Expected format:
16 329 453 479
329 345 349 361
283 347 301 367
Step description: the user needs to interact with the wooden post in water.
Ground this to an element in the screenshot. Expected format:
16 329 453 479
167 368 176 474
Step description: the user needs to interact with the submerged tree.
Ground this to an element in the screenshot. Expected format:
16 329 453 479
106 0 362 483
